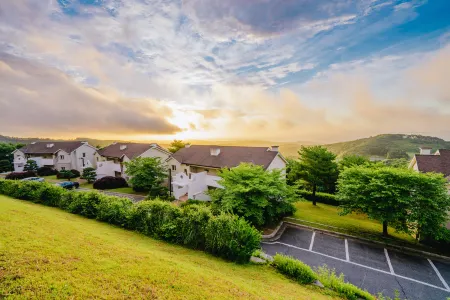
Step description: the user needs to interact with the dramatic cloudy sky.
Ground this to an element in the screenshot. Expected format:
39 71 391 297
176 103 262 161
0 0 449 142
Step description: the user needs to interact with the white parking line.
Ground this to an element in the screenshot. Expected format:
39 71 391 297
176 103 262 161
345 239 349 262
309 231 316 251
262 241 450 293
384 248 395 275
428 259 450 291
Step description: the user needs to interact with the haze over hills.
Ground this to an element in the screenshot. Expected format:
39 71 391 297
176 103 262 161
1 134 449 159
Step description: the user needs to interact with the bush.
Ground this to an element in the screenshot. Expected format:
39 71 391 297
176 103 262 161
57 169 80 179
93 176 128 190
315 265 374 300
96 196 133 227
177 205 212 249
37 166 58 176
81 167 97 183
205 214 261 263
296 189 339 206
272 254 317 284
5 171 36 180
65 191 102 219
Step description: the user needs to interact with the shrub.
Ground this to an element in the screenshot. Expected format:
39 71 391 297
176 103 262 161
39 184 66 207
81 167 97 183
296 189 339 206
272 254 317 284
57 169 80 179
37 166 58 176
23 160 39 172
5 171 36 180
65 191 102 219
177 205 212 249
205 214 261 263
96 196 133 227
179 199 210 208
93 176 128 190
315 265 375 300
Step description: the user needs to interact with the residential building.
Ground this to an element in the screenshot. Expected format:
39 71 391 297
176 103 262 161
409 147 450 181
95 142 171 179
12 141 97 172
167 145 286 201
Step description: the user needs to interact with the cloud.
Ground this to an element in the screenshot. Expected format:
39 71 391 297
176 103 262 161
0 54 180 137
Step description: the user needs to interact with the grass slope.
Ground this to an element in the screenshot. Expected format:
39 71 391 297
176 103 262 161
324 134 450 158
0 196 336 299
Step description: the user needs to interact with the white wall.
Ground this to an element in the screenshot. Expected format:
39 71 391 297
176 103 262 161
140 147 170 161
267 154 286 171
73 144 97 171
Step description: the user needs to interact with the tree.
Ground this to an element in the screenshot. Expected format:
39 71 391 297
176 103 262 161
387 149 409 159
124 157 168 196
383 158 409 169
210 163 296 227
168 140 189 153
337 166 450 238
81 167 97 183
0 159 11 172
0 142 22 169
291 146 338 205
23 159 38 172
338 155 370 171
59 170 75 181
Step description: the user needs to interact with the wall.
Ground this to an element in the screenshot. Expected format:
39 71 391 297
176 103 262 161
73 144 97 171
266 154 286 171
140 147 170 162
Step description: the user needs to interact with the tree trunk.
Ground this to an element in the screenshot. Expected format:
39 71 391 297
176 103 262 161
382 221 388 236
312 184 317 206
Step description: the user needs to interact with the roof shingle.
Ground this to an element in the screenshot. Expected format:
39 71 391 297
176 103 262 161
97 143 165 159
415 149 450 177
19 141 86 154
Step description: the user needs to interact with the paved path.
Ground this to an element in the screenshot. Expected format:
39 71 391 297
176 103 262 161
262 226 450 300
78 188 146 202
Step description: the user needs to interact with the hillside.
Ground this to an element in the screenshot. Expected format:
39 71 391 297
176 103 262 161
323 134 450 159
0 196 335 299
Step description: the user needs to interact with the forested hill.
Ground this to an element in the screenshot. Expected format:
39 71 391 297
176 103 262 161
324 134 450 159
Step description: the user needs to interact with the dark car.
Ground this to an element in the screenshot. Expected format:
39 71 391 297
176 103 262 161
55 181 80 190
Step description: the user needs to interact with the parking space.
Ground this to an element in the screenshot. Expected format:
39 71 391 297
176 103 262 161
262 226 450 300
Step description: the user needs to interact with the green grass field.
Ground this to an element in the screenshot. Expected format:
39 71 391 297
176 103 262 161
0 195 337 299
290 201 429 249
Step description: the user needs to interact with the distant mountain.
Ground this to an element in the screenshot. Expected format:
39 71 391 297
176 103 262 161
323 134 450 159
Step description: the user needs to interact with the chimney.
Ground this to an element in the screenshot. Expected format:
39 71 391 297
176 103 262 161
120 145 127 150
270 145 279 152
419 147 432 155
210 147 220 156
46 143 54 148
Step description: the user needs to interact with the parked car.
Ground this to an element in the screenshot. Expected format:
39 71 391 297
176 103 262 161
55 181 80 190
20 177 45 182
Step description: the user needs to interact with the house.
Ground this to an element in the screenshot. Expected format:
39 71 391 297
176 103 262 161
12 141 97 172
95 142 171 179
409 147 450 181
167 145 286 201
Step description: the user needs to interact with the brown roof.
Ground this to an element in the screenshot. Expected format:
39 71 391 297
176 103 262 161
97 143 167 159
19 141 86 154
170 145 280 169
415 149 450 177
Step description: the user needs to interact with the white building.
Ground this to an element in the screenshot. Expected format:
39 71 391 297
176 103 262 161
95 142 171 180
12 141 97 172
167 145 286 201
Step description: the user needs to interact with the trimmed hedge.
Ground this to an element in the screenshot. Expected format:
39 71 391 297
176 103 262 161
37 166 58 177
296 189 339 206
93 176 128 190
5 171 36 180
272 254 317 284
57 169 80 179
0 179 260 263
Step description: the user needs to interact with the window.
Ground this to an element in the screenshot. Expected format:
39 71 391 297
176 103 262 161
189 173 192 179
60 155 64 160
61 167 66 171
82 153 86 158
96 157 99 161
171 165 176 171
184 169 187 175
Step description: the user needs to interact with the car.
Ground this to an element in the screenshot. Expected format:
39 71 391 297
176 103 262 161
21 177 45 182
55 181 80 190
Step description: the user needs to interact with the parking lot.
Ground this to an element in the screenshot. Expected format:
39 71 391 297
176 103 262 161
262 226 450 300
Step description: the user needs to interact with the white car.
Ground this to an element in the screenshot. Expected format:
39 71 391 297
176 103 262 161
21 177 45 182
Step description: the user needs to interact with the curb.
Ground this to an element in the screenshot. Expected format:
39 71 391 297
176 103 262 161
262 220 450 262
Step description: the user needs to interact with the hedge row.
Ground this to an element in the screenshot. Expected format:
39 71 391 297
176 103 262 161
0 179 261 263
296 189 339 206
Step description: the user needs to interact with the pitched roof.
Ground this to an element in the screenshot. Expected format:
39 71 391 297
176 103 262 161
19 141 86 154
415 149 450 177
97 143 167 159
170 145 281 169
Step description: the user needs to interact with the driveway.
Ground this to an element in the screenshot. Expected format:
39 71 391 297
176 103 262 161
262 226 450 300
78 188 146 202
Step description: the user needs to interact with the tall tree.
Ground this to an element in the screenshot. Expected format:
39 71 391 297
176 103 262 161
0 159 11 172
292 146 338 205
23 159 38 172
81 167 97 183
168 140 189 153
124 157 168 196
338 154 370 171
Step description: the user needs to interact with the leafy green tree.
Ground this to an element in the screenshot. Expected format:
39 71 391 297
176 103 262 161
338 155 370 171
0 143 22 168
383 158 409 169
291 146 338 205
387 149 409 159
168 140 189 153
124 157 168 196
59 170 75 181
23 159 38 172
210 163 296 227
81 167 97 183
0 159 11 172
337 166 450 238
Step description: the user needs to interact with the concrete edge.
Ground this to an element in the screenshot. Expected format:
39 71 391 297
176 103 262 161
262 220 450 262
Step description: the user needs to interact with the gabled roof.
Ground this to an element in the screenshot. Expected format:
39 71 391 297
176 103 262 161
170 145 282 169
414 149 450 177
18 141 87 154
97 143 168 159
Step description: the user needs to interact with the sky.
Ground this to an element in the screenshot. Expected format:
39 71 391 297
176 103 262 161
0 0 449 143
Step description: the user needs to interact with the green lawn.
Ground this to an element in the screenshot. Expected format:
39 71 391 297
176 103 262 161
290 201 435 251
0 196 337 299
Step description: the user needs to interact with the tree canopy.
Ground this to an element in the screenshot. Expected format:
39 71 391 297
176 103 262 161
81 167 97 183
124 157 168 197
210 163 295 227
338 155 370 171
23 160 38 172
168 140 189 153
